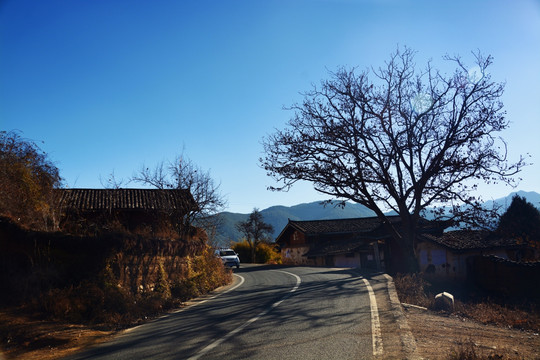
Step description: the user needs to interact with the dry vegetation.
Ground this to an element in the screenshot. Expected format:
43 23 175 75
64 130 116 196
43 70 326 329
394 273 540 332
0 240 232 359
394 273 540 359
404 305 540 360
232 239 282 264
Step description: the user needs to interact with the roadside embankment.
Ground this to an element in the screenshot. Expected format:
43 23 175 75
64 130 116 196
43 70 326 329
0 216 232 359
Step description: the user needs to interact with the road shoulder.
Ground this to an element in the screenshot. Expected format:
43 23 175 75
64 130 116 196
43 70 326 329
403 305 540 359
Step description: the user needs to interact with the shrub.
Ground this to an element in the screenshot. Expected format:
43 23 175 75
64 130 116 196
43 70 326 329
256 242 282 264
154 260 171 299
232 240 281 264
172 246 232 301
393 273 432 308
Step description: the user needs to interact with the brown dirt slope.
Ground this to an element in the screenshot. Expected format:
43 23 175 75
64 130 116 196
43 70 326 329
403 305 540 360
0 308 116 360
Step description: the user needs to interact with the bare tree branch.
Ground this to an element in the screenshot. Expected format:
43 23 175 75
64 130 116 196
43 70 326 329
132 152 227 240
261 47 529 272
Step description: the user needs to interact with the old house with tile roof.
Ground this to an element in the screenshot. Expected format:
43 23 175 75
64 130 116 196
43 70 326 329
57 188 197 236
417 230 537 280
275 216 443 270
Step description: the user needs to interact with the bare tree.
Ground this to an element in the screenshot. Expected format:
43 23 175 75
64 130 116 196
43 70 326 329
261 47 527 272
132 153 226 239
235 208 274 263
99 169 128 189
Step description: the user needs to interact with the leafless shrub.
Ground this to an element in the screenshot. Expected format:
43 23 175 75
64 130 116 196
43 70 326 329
393 273 433 308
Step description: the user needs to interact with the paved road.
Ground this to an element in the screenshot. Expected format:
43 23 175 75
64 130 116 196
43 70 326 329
67 265 403 360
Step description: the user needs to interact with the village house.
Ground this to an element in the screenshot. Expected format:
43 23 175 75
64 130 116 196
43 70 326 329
56 188 197 236
275 216 443 270
276 215 539 295
417 229 538 280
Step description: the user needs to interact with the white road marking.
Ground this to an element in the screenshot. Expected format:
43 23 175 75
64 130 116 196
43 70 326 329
172 274 245 313
123 275 245 335
187 270 301 360
362 278 384 356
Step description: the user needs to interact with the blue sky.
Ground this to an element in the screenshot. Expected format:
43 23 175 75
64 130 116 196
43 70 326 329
1 0 539 213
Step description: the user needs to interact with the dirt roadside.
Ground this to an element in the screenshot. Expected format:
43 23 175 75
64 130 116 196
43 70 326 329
0 307 116 360
403 304 540 359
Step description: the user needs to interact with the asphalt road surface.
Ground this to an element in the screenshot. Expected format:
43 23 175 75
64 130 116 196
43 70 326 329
66 265 403 360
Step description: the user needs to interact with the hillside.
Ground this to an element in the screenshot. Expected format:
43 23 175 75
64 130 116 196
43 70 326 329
213 190 540 246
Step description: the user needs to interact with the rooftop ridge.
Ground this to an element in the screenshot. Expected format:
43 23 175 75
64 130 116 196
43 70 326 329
289 214 401 223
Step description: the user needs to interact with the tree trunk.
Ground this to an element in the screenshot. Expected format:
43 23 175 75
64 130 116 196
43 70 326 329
250 243 256 263
398 220 420 273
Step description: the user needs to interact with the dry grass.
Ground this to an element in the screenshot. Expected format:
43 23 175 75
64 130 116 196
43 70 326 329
0 247 233 358
30 247 233 328
404 304 540 360
455 301 540 332
448 339 528 360
393 272 433 308
393 273 540 332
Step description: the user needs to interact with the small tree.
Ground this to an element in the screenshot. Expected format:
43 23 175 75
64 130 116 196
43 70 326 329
262 47 526 272
235 209 274 263
0 130 62 229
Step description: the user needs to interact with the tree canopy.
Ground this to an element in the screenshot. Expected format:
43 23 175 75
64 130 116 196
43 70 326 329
497 195 540 248
261 48 526 272
0 131 62 229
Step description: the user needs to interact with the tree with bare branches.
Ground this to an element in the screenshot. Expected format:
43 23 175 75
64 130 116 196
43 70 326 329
132 153 226 241
100 169 128 189
235 208 274 263
261 47 527 272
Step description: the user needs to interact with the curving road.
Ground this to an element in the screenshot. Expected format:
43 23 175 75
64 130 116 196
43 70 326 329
66 265 405 360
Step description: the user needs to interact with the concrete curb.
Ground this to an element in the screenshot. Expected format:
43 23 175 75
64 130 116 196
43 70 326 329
383 274 422 360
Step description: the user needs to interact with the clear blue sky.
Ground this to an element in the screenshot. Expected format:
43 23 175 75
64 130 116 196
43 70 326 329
1 0 539 213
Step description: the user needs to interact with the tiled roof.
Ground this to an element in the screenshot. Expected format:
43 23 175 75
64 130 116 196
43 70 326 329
421 230 523 251
288 216 402 235
57 188 197 211
481 255 540 267
304 238 373 257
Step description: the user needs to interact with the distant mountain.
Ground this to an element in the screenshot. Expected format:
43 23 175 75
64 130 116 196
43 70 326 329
483 190 540 212
213 191 540 246
419 190 540 228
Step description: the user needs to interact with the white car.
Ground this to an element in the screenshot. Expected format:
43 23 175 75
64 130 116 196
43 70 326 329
217 249 240 268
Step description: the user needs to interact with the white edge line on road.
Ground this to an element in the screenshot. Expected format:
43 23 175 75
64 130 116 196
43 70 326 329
187 270 301 360
172 274 245 313
362 278 384 356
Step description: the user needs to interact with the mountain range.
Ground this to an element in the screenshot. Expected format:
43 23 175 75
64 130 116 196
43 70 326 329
213 190 540 246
